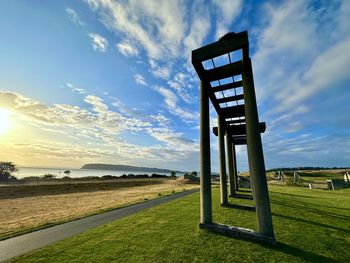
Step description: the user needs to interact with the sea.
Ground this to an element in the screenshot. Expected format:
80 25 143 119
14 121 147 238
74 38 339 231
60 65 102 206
14 167 186 179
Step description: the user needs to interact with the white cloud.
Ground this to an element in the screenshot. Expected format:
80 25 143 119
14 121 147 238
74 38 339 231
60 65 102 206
292 36 350 104
149 60 171 80
183 2 211 55
66 7 84 26
88 33 108 52
86 0 219 62
211 0 242 40
150 113 170 127
154 86 199 121
253 0 350 112
167 72 194 103
66 83 86 94
116 40 139 57
86 0 183 59
0 91 150 137
0 90 200 169
134 74 147 86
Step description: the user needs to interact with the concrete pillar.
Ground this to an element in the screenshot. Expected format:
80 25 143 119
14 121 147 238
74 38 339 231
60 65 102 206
242 58 275 239
218 114 228 206
226 134 235 197
199 80 212 224
232 142 239 191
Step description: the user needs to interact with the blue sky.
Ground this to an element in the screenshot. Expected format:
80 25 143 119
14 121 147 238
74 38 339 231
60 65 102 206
0 0 349 172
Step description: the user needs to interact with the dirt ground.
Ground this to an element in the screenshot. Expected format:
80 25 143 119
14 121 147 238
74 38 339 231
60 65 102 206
0 178 198 239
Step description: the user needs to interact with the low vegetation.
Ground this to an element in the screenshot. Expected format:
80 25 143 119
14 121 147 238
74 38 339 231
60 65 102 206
0 161 18 181
9 186 350 262
0 178 198 240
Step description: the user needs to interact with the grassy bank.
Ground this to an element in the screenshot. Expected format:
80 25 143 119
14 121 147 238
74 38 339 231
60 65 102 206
0 178 198 240
9 185 350 262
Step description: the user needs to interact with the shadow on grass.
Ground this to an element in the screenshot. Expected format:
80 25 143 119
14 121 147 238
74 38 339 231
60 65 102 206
225 203 256 211
230 194 253 200
272 213 350 234
203 228 337 262
270 242 338 263
271 199 350 221
271 191 316 199
237 189 252 193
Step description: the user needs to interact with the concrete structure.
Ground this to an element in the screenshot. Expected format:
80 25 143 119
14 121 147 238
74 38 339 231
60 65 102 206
226 130 235 197
327 178 350 190
218 115 228 206
199 80 212 224
293 172 301 182
277 170 284 181
212 123 266 197
192 31 275 244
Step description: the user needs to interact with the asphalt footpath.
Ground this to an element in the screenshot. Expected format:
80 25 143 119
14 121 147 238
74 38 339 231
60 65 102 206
0 188 199 262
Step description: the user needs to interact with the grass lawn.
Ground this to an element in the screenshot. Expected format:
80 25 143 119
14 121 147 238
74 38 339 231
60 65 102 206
8 185 350 263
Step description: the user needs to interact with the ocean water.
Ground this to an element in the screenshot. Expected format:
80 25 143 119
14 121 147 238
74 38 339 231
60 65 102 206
14 167 186 179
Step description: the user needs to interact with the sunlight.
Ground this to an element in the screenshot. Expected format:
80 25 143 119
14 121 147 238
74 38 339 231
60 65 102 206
0 108 11 135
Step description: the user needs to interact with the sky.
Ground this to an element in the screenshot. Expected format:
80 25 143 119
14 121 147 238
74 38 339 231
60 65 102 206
0 0 349 172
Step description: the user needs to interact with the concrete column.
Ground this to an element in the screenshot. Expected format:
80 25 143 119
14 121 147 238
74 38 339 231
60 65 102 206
218 114 228 206
200 80 212 224
242 58 275 239
232 142 239 191
226 134 235 197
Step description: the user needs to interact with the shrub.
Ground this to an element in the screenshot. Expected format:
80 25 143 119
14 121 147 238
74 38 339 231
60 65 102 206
0 161 18 181
102 175 117 180
151 173 167 178
42 174 56 180
286 177 306 187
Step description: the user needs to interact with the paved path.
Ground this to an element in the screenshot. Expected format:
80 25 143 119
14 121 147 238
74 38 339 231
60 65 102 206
0 189 199 262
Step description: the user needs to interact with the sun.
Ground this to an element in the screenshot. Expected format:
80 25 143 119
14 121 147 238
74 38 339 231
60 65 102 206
0 108 11 135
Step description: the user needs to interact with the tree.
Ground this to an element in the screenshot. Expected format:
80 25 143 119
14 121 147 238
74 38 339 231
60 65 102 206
170 171 177 178
42 174 56 180
0 161 18 181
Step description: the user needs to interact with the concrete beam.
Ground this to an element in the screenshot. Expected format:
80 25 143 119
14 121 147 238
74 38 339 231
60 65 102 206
232 137 247 145
242 58 275 240
217 94 244 104
205 61 242 82
227 122 266 136
220 105 245 118
212 122 266 137
200 81 212 224
232 142 239 191
218 114 228 206
192 31 248 65
226 133 235 197
212 81 243 92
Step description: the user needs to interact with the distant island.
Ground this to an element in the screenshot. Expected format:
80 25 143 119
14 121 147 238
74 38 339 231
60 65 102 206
81 163 182 173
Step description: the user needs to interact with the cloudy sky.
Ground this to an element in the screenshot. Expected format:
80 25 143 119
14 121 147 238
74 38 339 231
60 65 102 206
0 0 349 171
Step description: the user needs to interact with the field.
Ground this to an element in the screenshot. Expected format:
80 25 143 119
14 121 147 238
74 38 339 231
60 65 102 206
8 185 350 263
266 169 347 188
0 178 198 240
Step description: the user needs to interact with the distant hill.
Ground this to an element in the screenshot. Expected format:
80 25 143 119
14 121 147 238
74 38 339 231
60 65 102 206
81 163 182 173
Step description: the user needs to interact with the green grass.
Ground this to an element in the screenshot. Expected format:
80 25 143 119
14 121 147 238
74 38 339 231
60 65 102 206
8 186 350 263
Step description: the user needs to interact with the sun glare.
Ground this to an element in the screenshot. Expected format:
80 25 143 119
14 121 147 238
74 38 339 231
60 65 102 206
0 108 11 135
